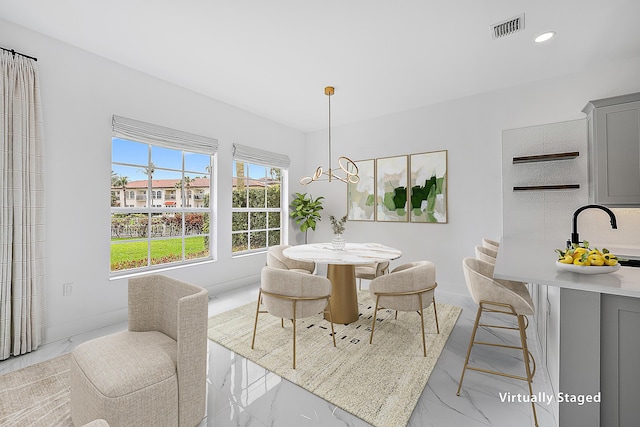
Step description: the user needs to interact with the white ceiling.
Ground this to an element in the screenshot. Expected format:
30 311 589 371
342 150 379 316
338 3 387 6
2 0 640 132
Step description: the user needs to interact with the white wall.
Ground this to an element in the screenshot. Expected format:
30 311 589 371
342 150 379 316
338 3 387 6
4 17 640 344
304 56 640 296
1 20 307 343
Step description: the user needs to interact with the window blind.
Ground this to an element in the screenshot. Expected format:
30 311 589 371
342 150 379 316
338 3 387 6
232 143 290 169
112 115 218 153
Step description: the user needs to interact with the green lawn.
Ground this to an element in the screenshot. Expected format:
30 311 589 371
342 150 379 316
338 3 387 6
111 236 208 271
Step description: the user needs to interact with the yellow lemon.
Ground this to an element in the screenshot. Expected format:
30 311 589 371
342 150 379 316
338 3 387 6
573 247 588 257
588 254 605 266
559 255 573 264
573 254 591 266
603 253 618 266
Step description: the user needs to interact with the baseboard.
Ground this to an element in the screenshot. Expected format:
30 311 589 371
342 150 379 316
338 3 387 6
43 307 129 346
41 273 261 346
204 273 260 295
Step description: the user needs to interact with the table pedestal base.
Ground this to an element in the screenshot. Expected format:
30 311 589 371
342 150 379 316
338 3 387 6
326 264 359 324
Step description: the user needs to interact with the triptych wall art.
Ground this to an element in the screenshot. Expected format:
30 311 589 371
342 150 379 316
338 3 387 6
347 150 447 223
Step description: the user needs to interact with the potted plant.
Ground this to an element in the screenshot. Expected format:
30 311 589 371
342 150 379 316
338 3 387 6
329 214 348 250
290 192 324 243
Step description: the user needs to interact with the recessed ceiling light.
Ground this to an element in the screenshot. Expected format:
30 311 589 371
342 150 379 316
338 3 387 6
534 31 556 43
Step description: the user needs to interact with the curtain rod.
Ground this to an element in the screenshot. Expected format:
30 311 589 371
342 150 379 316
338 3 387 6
1 46 38 61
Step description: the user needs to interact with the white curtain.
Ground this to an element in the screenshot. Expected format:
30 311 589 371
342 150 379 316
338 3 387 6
0 51 46 360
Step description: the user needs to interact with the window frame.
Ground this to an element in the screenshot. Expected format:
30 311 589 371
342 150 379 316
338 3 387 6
231 160 286 256
110 140 215 276
109 115 218 277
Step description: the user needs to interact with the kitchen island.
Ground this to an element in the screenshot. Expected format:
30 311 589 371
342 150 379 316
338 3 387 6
494 237 640 427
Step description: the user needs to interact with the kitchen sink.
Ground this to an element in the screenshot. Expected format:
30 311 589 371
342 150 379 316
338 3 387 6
619 259 640 268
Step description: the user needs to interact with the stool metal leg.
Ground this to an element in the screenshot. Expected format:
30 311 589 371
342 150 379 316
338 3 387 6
518 314 538 427
457 305 483 396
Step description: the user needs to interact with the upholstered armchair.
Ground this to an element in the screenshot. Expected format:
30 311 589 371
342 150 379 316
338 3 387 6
70 275 209 427
267 244 316 274
368 261 439 356
251 266 335 369
355 261 389 290
457 257 537 425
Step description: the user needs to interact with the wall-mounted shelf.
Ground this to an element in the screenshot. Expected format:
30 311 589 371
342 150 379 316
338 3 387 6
512 151 580 164
513 184 581 191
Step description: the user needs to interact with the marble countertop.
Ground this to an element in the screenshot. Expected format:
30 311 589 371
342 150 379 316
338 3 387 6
494 237 640 298
283 242 402 265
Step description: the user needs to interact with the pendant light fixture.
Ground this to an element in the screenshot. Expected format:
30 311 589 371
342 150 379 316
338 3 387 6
300 86 359 185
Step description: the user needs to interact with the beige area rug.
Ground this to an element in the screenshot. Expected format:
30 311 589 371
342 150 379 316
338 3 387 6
207 291 462 427
0 353 73 426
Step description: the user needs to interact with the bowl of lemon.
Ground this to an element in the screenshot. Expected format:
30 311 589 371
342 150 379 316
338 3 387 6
556 241 621 275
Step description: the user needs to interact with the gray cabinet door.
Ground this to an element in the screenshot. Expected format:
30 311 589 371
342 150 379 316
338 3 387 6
591 101 640 205
601 294 640 426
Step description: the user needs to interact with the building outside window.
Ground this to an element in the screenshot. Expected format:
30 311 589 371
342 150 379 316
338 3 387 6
110 115 218 275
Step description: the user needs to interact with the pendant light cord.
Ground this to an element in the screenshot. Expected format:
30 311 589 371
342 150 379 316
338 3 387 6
328 91 332 181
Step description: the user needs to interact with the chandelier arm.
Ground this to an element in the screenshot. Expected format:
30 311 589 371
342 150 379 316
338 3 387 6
300 86 359 186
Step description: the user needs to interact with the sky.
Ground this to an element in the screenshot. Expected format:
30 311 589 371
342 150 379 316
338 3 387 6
112 138 212 182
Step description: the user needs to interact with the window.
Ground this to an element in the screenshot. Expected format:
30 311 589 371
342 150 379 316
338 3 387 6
110 115 218 275
232 143 290 254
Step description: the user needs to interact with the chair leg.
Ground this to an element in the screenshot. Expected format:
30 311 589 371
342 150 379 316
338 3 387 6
518 314 539 427
292 300 297 369
251 289 262 349
457 305 483 396
369 295 380 344
432 296 440 334
326 298 336 347
358 278 362 290
418 297 427 357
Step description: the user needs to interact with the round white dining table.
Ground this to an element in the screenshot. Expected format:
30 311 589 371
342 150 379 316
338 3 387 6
283 243 402 324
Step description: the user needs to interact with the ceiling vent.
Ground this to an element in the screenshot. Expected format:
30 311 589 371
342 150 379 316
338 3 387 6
491 14 525 39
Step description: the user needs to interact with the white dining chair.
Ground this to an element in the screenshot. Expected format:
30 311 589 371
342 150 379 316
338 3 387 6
355 261 389 290
251 266 336 369
266 244 316 274
368 261 439 357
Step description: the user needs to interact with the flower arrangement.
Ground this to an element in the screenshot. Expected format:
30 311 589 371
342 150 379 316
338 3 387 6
329 214 347 235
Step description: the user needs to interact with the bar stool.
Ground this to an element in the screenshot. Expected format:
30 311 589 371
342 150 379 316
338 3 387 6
474 245 497 264
482 238 500 251
457 257 538 427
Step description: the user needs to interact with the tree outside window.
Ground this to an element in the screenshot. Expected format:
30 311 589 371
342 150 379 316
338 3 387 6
232 161 282 253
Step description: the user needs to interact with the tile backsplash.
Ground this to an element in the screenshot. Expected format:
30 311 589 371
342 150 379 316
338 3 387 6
578 208 640 249
502 119 640 249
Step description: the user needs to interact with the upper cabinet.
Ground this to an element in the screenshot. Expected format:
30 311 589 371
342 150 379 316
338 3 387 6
583 92 640 206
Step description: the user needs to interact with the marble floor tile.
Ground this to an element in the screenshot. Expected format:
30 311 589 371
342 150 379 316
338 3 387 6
0 282 556 427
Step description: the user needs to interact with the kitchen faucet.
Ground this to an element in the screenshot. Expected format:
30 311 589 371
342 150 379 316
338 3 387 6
568 204 618 247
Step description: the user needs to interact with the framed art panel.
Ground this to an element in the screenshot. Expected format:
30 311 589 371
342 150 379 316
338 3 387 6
376 155 409 222
347 159 375 221
409 150 447 223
